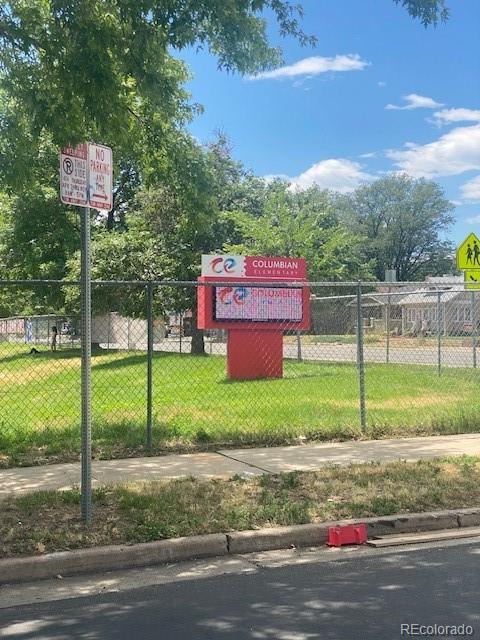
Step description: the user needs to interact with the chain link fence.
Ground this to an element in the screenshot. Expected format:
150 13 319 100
1 278 479 466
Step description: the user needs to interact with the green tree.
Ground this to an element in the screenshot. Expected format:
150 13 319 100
340 174 454 281
65 132 224 353
0 0 313 261
0 0 451 321
0 1 313 153
394 0 450 26
224 182 373 281
0 1 313 311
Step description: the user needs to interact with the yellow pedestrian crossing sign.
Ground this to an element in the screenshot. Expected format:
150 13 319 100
465 270 480 289
456 233 480 270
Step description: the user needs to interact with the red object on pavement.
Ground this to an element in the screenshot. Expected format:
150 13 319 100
327 524 368 547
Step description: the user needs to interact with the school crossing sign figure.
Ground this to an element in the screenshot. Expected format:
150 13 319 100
457 233 480 290
456 233 480 270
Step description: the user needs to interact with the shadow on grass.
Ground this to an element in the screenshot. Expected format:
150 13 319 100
92 350 213 371
0 347 83 365
219 363 355 384
92 352 147 371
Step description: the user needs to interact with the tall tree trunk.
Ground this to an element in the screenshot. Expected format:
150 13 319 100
190 304 205 355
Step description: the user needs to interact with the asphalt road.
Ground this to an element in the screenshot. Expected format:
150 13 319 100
142 339 479 368
1 540 479 639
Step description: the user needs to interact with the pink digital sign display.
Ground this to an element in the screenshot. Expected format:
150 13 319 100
214 286 303 322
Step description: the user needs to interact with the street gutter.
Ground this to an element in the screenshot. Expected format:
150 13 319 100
1 507 479 585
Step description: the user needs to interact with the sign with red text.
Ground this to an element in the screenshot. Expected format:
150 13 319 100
88 143 113 210
60 143 112 210
60 144 88 206
201 255 306 280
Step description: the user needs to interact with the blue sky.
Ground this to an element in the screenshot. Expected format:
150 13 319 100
180 0 480 244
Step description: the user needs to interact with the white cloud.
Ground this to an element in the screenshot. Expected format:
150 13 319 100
385 93 444 111
387 124 480 178
377 81 387 87
466 216 480 224
433 108 480 125
359 152 377 159
461 175 480 203
248 54 369 81
285 159 373 193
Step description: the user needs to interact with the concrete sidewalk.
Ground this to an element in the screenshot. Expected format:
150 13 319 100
2 433 480 497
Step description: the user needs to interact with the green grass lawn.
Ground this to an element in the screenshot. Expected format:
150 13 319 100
2 456 480 557
1 342 480 467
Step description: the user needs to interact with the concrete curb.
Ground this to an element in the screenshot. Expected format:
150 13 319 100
1 508 480 584
0 534 227 584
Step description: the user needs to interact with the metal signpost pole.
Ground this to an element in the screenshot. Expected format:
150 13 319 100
80 203 92 523
61 142 112 525
356 282 366 433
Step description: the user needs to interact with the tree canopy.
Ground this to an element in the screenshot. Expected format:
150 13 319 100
224 181 374 282
393 0 450 27
0 0 313 155
339 174 454 281
0 0 456 331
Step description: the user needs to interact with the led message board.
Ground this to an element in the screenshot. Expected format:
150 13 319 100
213 286 303 323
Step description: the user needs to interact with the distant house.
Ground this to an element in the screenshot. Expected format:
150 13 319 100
357 292 406 333
400 286 478 336
313 275 476 337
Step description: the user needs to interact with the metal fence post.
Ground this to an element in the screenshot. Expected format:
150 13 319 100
296 330 302 362
472 290 477 369
179 313 183 354
107 312 111 351
80 205 92 524
386 286 391 364
146 283 153 450
356 282 366 433
437 291 442 376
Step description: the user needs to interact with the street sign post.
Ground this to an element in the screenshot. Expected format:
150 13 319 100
60 142 112 524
